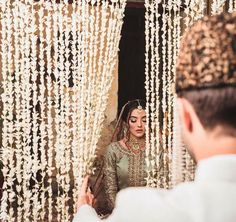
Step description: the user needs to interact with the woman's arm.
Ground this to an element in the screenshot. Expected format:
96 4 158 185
103 145 118 210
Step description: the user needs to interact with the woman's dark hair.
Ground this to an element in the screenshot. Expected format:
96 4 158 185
121 99 146 123
111 99 146 141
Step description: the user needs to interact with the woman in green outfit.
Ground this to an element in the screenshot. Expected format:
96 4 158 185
104 99 147 211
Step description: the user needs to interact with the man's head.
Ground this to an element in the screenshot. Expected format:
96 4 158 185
176 12 236 162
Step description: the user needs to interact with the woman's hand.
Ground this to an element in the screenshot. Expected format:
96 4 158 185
77 175 94 210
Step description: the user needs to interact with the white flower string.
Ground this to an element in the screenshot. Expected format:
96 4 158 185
62 4 72 221
144 0 203 189
165 0 174 189
144 0 152 187
153 0 161 188
229 0 234 12
37 5 47 220
75 0 85 196
211 0 227 14
56 4 67 221
184 0 206 27
70 1 81 214
6 2 17 221
31 4 41 221
22 3 34 220
144 0 236 190
51 2 61 221
84 0 94 168
181 0 206 184
76 0 89 195
184 0 191 27
171 94 184 186
12 2 24 220
149 1 158 188
170 0 182 187
161 2 168 188
16 2 27 221
89 0 102 161
0 2 10 221
0 0 126 221
45 2 54 220
144 0 158 188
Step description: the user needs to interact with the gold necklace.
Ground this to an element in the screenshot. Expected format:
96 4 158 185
125 137 145 154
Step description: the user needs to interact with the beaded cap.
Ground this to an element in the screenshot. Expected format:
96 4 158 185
176 12 236 92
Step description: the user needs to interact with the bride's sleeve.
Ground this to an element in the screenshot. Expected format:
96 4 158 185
103 144 118 210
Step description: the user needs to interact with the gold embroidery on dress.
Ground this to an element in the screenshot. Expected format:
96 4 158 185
128 150 146 187
115 142 147 187
104 142 147 210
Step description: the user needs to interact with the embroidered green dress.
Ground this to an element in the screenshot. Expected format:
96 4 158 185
103 141 147 210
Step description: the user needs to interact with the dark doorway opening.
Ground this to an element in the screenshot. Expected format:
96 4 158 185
118 4 145 112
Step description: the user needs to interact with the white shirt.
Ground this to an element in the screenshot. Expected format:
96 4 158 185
73 155 236 222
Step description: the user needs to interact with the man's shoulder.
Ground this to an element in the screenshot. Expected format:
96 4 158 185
117 186 168 200
117 183 194 201
116 182 203 211
113 186 192 222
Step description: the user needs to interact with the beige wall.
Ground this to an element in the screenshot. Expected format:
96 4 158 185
97 61 118 156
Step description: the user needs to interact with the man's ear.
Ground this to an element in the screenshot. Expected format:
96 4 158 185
177 98 193 133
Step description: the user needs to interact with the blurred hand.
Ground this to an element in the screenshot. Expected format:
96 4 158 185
77 175 94 210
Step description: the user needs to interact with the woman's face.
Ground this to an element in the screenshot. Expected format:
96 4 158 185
128 108 146 139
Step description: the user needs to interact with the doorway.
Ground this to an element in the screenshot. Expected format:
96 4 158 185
118 3 145 112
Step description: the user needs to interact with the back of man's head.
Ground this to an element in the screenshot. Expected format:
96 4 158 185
176 12 236 134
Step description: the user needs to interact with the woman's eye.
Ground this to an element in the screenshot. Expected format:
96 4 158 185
142 119 146 123
130 119 136 123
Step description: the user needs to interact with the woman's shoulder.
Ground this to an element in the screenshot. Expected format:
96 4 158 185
106 141 122 152
106 140 130 154
105 140 132 156
103 142 122 160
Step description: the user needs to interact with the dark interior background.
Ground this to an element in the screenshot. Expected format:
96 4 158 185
118 4 145 113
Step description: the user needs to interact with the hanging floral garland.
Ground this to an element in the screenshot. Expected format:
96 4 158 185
184 0 206 27
144 0 233 189
144 0 182 189
0 0 126 221
229 0 236 12
212 0 236 14
212 0 227 14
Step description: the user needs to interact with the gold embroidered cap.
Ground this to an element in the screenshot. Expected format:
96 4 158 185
176 12 236 92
